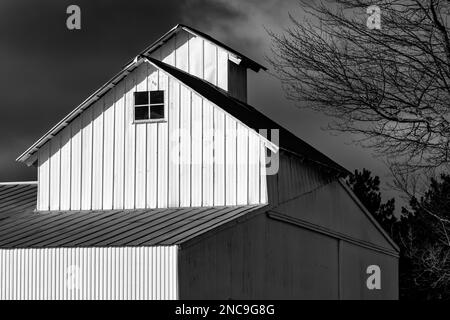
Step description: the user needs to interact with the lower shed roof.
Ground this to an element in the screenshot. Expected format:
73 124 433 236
0 183 37 219
0 204 267 249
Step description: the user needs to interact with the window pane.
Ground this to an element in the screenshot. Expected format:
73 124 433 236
134 91 149 105
150 104 164 119
150 90 164 104
135 106 149 121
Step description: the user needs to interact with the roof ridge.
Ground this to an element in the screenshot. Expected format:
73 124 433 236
126 24 266 72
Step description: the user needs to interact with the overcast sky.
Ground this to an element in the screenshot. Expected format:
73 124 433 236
0 0 395 197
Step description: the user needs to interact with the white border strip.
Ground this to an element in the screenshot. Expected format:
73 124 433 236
0 181 38 186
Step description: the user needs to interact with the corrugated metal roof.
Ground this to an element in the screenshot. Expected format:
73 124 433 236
0 183 37 219
0 204 267 248
147 57 349 175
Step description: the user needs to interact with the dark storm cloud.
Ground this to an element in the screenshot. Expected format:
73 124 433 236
0 0 245 181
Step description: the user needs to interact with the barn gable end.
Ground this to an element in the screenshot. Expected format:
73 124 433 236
36 60 270 211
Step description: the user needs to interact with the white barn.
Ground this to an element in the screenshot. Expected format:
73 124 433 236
0 25 399 300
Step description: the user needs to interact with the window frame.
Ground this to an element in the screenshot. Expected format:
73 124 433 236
133 90 167 124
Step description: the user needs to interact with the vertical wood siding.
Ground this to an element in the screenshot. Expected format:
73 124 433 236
228 59 248 103
0 246 178 300
36 47 269 211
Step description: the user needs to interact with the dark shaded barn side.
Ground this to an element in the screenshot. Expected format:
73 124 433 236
178 150 399 300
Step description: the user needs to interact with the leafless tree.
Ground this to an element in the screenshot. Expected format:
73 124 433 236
269 0 450 298
269 0 450 179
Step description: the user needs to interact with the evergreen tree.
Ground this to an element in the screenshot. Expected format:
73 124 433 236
347 169 396 236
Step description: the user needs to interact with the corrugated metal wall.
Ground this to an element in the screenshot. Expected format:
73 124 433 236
0 246 178 300
37 31 268 211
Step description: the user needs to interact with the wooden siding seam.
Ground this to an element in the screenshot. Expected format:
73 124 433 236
69 125 73 210
101 98 105 210
90 106 94 210
201 99 203 206
145 69 148 209
80 119 83 211
178 82 182 207
216 43 218 86
202 38 205 79
235 121 237 204
189 91 192 207
57 135 61 211
155 69 159 209
166 75 170 208
37 153 40 210
259 140 262 204
247 130 250 205
55 136 60 210
212 104 215 205
111 87 116 210
223 113 227 206
134 76 137 210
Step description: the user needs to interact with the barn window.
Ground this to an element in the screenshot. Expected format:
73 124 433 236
134 90 165 122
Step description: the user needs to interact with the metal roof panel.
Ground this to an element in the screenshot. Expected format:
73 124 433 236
0 204 268 248
0 183 36 220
